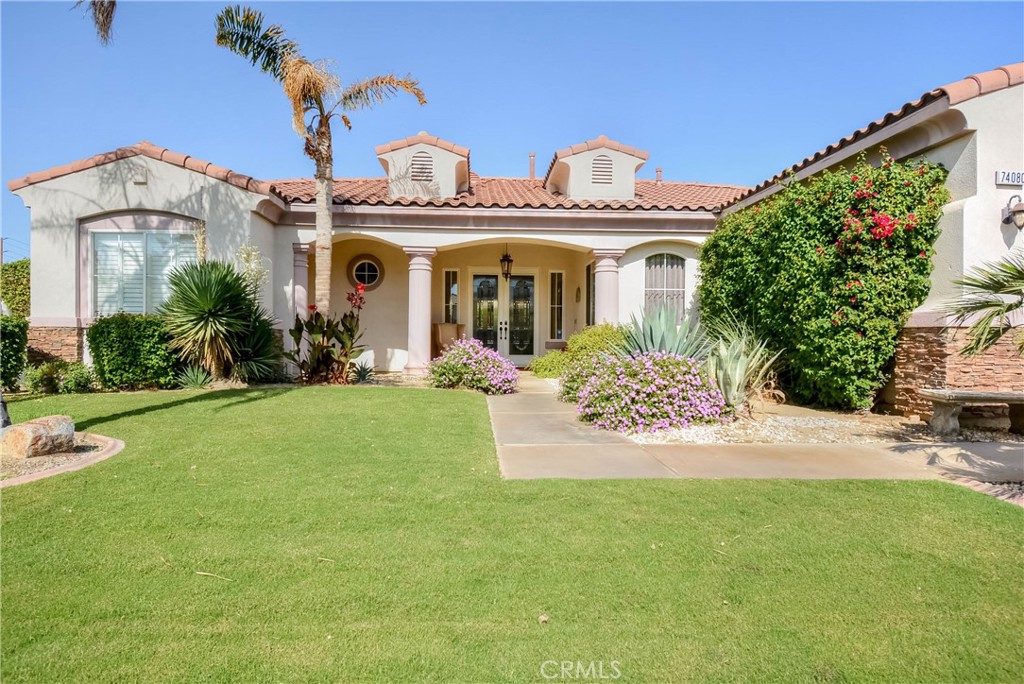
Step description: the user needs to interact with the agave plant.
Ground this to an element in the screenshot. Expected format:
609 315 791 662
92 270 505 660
177 365 212 390
348 361 376 385
705 314 783 410
231 308 281 383
161 261 251 379
616 305 710 359
943 251 1024 357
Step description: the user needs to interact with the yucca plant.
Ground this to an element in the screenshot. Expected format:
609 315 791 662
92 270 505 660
177 365 212 390
943 251 1024 357
231 309 281 383
705 314 783 410
615 305 710 359
161 261 250 379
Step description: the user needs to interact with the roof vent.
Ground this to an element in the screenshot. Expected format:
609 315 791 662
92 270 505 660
410 151 433 181
591 155 613 185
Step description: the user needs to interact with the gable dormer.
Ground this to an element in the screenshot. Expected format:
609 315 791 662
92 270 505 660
543 135 649 202
375 132 470 200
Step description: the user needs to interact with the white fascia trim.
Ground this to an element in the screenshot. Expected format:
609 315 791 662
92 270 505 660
724 98 954 214
286 203 718 223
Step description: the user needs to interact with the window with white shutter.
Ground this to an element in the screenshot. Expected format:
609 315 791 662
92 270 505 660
93 232 197 316
644 253 686 321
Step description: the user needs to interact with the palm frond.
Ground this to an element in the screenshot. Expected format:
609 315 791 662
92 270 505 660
281 56 338 135
943 250 1024 356
337 74 427 113
215 5 298 80
76 0 116 45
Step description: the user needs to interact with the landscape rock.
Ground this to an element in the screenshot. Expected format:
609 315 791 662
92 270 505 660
0 415 75 460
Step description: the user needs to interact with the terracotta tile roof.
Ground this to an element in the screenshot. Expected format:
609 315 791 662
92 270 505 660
543 134 650 183
726 62 1024 208
374 131 469 158
7 141 273 195
270 173 745 211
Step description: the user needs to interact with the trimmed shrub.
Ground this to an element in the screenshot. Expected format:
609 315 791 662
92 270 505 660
428 337 518 394
528 323 625 378
698 150 949 408
0 315 29 390
577 352 728 433
0 258 30 318
87 313 179 389
24 360 94 394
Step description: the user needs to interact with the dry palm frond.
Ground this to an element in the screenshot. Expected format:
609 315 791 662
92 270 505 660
338 74 427 113
76 0 116 45
282 56 339 136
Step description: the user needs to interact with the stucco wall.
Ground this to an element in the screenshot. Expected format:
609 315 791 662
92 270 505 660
378 143 469 199
618 241 701 323
13 155 266 326
549 148 645 201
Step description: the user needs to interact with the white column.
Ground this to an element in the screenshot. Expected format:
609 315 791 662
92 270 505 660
292 243 311 319
593 249 624 324
404 247 436 372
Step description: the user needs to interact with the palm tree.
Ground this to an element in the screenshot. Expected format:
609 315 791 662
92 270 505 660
76 0 117 44
944 251 1024 356
215 5 426 314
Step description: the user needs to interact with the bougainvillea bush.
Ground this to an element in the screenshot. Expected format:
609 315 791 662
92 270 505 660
698 150 949 408
577 352 727 433
427 337 518 395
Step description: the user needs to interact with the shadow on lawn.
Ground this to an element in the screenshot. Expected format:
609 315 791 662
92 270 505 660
76 387 296 432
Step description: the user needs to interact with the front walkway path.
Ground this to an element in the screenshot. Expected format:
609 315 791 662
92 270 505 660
489 374 1024 481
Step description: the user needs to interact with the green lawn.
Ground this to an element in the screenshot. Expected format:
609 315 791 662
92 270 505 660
2 387 1022 683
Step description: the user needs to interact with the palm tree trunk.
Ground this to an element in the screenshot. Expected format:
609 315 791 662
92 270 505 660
313 120 334 313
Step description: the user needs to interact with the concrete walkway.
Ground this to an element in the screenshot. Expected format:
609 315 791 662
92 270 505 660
489 375 1024 481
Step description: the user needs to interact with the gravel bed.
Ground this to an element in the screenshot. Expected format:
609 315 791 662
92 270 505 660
1 436 105 480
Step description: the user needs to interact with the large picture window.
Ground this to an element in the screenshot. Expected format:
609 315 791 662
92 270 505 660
93 232 197 315
644 253 686 320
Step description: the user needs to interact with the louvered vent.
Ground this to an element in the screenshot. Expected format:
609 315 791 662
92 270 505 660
591 155 613 184
411 151 434 181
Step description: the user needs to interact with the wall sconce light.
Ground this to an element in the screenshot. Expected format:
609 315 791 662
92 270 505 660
499 244 513 281
575 287 582 303
1002 194 1024 230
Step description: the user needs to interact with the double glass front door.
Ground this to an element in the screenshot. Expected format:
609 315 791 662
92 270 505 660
472 273 535 365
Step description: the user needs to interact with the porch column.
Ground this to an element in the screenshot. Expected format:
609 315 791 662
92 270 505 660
593 249 624 324
292 243 311 318
404 247 437 372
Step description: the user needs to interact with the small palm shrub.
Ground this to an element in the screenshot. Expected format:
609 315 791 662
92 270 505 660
577 352 728 433
428 337 518 394
943 251 1024 356
162 261 280 382
616 305 710 359
177 365 212 390
529 323 624 378
348 361 375 385
705 315 783 410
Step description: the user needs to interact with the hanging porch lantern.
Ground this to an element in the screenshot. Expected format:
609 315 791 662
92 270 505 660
500 244 514 281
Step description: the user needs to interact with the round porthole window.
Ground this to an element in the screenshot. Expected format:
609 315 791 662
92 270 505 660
347 254 384 291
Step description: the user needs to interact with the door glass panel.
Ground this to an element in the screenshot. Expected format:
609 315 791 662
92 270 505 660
509 275 534 355
472 275 499 351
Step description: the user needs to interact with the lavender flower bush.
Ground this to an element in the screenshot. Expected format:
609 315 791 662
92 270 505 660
577 352 728 433
427 337 519 395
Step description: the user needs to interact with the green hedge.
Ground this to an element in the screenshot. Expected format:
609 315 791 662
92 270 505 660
698 151 949 408
86 313 179 389
0 315 29 390
528 323 624 378
0 258 30 318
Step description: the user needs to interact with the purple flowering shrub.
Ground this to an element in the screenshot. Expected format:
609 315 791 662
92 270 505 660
577 352 728 432
427 337 519 395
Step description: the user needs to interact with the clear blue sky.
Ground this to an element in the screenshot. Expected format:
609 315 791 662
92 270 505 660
2 1 1022 258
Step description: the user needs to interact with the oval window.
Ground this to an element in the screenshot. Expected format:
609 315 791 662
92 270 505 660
347 254 384 291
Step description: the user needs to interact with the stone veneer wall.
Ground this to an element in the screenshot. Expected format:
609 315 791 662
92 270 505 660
893 327 1024 416
27 327 84 365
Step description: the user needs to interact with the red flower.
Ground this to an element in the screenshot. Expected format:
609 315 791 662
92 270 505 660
851 175 859 182
307 304 317 311
356 283 366 294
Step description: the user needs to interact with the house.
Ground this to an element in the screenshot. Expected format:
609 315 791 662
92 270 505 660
721 62 1024 414
7 133 743 372
7 62 1022 416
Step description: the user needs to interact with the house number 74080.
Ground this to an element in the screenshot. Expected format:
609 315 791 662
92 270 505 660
995 170 1024 186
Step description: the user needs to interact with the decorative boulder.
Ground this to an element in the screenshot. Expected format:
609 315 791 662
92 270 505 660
1 415 75 460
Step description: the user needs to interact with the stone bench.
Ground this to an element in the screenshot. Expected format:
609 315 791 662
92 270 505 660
918 389 1024 437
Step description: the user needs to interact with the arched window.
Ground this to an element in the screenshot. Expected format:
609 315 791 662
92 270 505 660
644 253 685 319
410 151 434 182
591 154 613 184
